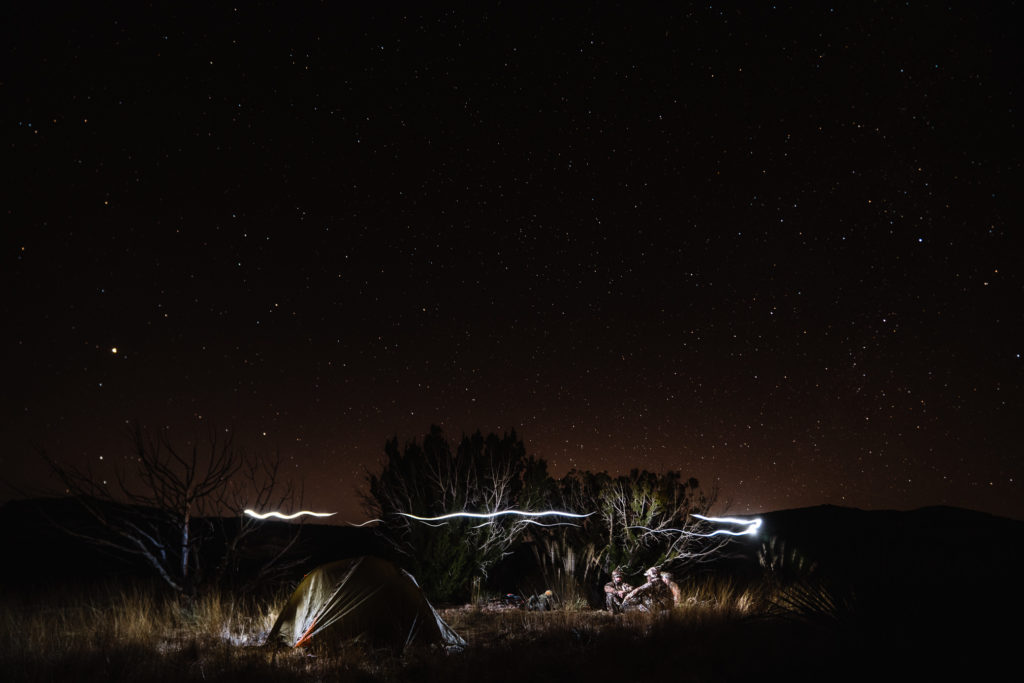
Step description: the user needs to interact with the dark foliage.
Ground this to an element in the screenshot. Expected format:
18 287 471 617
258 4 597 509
364 426 548 602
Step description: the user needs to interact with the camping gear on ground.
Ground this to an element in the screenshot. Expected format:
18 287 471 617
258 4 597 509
266 556 464 650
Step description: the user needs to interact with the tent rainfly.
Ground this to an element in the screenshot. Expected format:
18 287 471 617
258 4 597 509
266 556 465 650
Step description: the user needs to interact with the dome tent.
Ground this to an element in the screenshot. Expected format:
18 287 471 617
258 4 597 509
266 556 464 650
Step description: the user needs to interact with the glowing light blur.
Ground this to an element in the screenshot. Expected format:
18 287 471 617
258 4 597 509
691 514 762 536
243 509 336 520
346 518 383 527
629 514 762 538
398 509 593 524
469 519 582 529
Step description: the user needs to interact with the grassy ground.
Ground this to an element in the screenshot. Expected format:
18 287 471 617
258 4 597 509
0 576 1006 682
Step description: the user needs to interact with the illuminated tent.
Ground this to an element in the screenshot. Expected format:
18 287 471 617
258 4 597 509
266 556 464 650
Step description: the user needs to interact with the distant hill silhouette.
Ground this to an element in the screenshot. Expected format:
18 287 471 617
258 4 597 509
735 504 1024 585
0 497 389 589
701 502 1024 648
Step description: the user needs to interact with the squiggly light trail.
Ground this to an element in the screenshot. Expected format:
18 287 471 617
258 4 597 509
629 514 762 538
470 519 583 529
398 509 593 524
244 509 336 520
691 514 762 536
347 518 383 527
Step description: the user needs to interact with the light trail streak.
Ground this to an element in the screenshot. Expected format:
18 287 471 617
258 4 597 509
469 519 583 529
398 509 593 525
244 509 337 520
691 514 762 536
346 519 383 527
628 514 762 538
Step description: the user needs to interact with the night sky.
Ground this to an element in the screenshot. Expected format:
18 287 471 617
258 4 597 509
4 3 1021 521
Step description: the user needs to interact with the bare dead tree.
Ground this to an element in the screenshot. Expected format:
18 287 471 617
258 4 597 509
469 433 551 569
532 469 736 590
46 421 302 597
211 448 308 591
598 469 733 574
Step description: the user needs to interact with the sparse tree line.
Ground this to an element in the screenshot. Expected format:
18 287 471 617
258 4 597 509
47 422 733 604
365 426 732 603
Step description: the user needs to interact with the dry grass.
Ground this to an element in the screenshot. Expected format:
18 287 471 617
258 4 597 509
0 576 772 681
0 573 977 682
0 581 286 683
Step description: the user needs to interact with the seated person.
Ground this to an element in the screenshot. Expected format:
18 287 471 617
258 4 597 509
660 570 682 607
621 565 674 612
604 567 635 613
528 589 557 611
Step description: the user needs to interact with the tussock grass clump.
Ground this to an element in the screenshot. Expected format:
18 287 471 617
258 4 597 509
0 572 978 682
0 581 288 683
2 577 771 681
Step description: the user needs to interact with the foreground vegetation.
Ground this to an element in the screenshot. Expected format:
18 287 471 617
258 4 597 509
2 571 993 683
0 576 788 682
